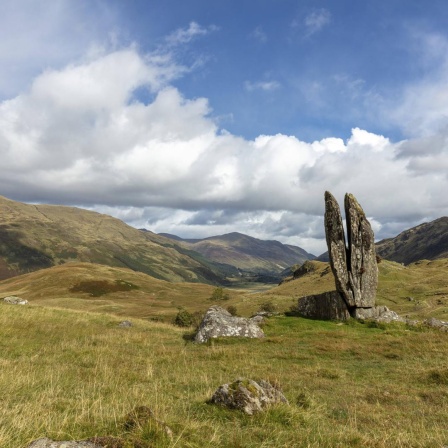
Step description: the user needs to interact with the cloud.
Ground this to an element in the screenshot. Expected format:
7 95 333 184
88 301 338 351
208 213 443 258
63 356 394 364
165 22 218 47
304 8 331 36
245 80 281 92
1 39 448 254
250 26 267 43
0 0 119 99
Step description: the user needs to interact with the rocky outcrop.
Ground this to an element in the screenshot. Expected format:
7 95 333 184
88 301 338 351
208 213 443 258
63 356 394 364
195 306 264 343
209 378 288 415
3 295 28 305
297 291 350 321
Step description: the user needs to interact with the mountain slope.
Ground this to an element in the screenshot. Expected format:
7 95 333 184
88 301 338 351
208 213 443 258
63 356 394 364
0 195 225 284
159 231 315 275
376 217 448 264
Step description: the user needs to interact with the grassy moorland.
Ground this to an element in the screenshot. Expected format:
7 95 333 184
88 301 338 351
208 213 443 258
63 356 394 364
1 259 448 322
1 302 448 448
1 257 448 446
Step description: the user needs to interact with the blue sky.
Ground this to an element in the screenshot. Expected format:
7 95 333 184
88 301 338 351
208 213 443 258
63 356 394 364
1 0 448 254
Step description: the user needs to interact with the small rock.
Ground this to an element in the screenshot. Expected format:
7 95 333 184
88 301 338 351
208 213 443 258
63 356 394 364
209 378 288 415
424 317 448 329
118 320 132 327
27 438 101 448
195 306 264 343
3 295 28 305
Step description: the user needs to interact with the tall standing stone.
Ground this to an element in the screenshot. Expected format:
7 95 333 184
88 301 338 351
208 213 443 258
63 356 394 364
344 194 378 308
324 191 378 309
324 191 354 307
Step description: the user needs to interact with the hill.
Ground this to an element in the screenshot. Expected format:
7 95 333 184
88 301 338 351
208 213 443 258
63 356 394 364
2 257 448 323
159 232 315 278
0 195 225 284
376 217 448 264
0 262 222 320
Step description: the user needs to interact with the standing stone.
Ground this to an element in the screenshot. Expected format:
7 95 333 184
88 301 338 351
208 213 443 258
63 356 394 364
324 192 354 306
344 194 378 308
324 191 378 309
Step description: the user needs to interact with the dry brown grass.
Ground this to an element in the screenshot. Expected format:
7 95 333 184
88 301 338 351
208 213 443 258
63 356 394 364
2 303 448 447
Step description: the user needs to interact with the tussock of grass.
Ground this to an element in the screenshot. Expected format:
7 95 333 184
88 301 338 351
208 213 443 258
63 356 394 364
2 304 448 447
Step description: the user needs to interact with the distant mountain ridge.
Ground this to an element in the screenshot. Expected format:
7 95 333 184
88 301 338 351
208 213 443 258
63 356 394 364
0 195 226 284
375 217 448 264
158 231 316 275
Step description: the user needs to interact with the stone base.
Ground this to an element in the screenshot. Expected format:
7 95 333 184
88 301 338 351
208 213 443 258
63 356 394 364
297 291 350 321
351 306 404 323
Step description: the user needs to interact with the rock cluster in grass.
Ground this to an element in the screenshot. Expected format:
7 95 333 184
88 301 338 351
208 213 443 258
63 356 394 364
297 192 400 322
3 295 28 305
195 305 265 343
209 378 288 415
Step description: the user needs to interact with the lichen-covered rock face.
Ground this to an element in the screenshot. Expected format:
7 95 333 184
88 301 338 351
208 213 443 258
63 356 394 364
324 191 378 309
344 194 378 308
27 438 102 448
324 192 354 306
210 378 288 415
194 306 264 343
297 291 350 321
3 295 28 305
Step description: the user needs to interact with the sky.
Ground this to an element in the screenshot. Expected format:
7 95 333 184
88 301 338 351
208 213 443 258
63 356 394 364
1 0 448 255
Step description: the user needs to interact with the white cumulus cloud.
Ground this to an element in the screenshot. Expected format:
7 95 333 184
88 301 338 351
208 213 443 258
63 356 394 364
0 43 447 254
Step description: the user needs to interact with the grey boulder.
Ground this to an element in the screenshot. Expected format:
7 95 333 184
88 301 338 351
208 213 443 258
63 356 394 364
297 291 350 321
3 295 28 305
195 306 264 343
210 378 288 415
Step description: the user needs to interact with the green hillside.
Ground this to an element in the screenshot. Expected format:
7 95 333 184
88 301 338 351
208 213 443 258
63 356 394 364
0 195 225 285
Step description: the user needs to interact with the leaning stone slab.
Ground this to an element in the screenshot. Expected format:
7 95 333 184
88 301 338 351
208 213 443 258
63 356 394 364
297 291 350 321
324 191 353 306
344 194 378 308
210 378 288 415
195 306 264 343
27 438 101 448
3 295 28 305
